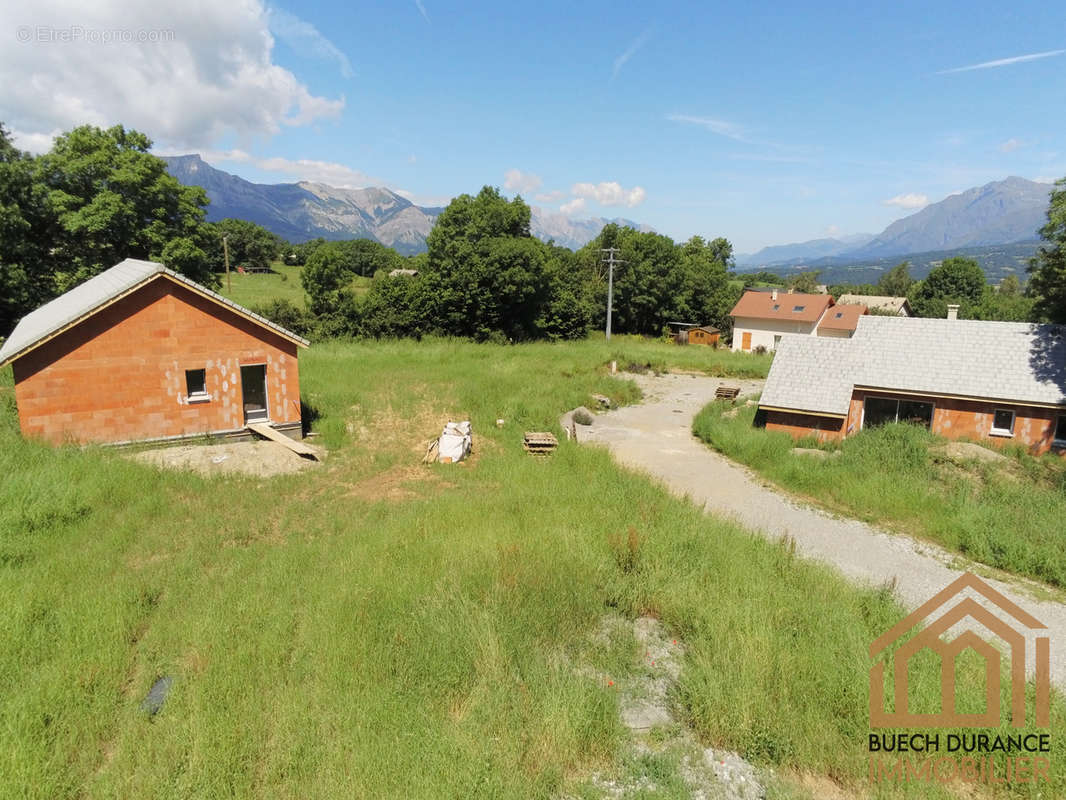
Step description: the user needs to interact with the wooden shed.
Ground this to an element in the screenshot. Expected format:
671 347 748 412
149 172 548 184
687 326 721 346
0 258 309 445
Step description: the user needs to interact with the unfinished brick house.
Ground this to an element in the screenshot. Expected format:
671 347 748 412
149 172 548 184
758 316 1066 455
0 259 309 445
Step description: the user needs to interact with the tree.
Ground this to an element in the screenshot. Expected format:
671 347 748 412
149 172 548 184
877 261 914 297
420 187 549 340
786 270 820 293
205 218 281 272
0 124 56 335
680 235 736 333
1029 178 1066 323
34 124 213 288
911 257 986 318
302 242 357 316
998 274 1021 296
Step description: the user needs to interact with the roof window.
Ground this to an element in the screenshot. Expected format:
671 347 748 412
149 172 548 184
792 305 805 312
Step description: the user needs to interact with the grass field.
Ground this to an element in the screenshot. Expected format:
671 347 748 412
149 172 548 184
213 262 374 311
1 340 1060 798
693 399 1066 589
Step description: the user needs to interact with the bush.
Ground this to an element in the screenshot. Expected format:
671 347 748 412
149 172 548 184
249 298 315 338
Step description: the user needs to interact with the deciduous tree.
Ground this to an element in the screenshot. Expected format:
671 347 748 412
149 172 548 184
1029 178 1066 323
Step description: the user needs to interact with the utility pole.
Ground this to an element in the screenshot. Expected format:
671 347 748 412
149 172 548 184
601 247 624 341
223 235 231 293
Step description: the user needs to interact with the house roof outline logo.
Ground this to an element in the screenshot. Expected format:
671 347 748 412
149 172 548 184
869 572 1050 729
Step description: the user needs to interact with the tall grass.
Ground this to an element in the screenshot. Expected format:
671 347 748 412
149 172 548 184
1 341 1059 798
693 399 1066 588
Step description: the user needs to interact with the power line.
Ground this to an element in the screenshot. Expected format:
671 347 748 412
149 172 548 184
600 247 625 341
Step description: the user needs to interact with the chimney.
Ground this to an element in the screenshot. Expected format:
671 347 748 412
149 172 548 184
771 288 778 301
787 287 794 294
946 304 959 321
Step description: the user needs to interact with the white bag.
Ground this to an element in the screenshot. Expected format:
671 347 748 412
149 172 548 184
438 420 472 462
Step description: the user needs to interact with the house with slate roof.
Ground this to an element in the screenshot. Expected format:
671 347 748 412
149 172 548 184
0 259 309 445
758 315 1066 455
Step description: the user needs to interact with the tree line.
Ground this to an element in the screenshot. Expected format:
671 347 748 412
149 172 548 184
274 186 741 343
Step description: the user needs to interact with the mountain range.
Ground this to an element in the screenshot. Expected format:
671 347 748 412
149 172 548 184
162 155 650 254
163 156 1055 266
736 176 1053 268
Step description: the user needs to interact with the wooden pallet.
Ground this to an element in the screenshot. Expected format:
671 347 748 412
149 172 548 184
523 431 558 455
714 386 740 402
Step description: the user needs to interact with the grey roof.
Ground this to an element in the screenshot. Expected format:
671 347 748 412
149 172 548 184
759 335 858 416
0 258 309 366
760 315 1066 416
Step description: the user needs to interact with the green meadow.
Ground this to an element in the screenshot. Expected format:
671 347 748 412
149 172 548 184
1 339 1059 798
213 262 375 311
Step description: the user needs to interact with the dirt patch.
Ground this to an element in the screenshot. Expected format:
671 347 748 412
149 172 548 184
788 770 858 800
347 397 458 459
933 441 1009 465
347 463 438 502
127 439 324 477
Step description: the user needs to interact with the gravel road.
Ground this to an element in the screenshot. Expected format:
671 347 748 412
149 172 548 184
580 372 1066 689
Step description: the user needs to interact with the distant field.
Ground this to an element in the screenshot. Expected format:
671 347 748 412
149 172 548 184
694 398 1066 588
214 262 374 311
1 342 1059 799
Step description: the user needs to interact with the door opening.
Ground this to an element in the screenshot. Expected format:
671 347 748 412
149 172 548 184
240 364 268 423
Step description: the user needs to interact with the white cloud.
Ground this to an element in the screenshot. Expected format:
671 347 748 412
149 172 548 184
503 168 542 194
267 7 354 79
571 181 646 208
0 0 344 151
825 224 841 237
560 197 586 215
667 114 746 142
407 154 417 164
414 0 430 23
612 27 652 80
999 138 1023 153
939 49 1065 74
534 190 566 203
9 128 62 154
883 192 929 210
188 148 379 189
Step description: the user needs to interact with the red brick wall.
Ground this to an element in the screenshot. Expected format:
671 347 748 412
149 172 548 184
11 277 303 444
765 410 845 443
848 390 1063 456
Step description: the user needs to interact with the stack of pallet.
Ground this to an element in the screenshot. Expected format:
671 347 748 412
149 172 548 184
523 431 558 456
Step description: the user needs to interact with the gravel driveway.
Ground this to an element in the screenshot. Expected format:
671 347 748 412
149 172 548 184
580 372 1066 689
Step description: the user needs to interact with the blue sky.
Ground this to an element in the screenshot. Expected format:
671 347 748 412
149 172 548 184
3 1 1065 252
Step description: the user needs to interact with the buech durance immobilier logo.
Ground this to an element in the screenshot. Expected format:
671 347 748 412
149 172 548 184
867 572 1052 786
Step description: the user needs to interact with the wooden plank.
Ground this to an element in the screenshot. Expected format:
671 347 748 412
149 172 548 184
247 422 318 458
